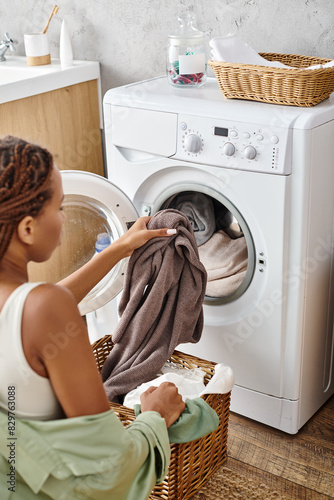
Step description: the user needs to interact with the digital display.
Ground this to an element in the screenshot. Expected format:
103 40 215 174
214 127 229 137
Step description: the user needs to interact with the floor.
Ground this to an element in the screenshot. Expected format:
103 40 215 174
226 395 334 499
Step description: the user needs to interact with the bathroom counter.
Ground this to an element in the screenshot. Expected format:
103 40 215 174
0 56 101 108
0 56 104 176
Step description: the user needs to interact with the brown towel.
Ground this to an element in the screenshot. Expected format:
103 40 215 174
167 192 216 246
101 209 207 402
198 230 248 298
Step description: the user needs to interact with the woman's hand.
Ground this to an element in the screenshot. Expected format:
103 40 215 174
140 382 185 428
120 216 177 257
58 216 177 304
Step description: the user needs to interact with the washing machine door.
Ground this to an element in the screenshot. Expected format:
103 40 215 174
27 170 138 315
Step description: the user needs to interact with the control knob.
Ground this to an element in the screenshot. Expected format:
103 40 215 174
244 145 257 160
184 134 202 154
222 142 235 156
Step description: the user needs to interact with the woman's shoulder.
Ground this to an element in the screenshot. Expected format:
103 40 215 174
22 283 84 374
0 281 72 315
27 283 76 307
24 284 80 333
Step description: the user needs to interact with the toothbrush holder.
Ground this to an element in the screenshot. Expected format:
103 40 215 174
24 32 51 66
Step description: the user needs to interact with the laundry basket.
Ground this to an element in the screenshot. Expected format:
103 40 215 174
91 335 231 500
209 52 334 107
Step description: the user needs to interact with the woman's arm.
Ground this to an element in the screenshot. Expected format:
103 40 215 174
58 216 176 304
23 284 110 417
22 283 185 421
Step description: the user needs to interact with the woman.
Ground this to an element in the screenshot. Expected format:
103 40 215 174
0 136 184 499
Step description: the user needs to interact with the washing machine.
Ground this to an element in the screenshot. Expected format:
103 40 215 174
97 75 334 434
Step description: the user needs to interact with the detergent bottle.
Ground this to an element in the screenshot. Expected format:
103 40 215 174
94 232 112 255
86 231 118 344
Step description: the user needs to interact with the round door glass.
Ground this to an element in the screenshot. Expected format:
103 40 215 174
160 190 255 305
28 195 119 283
28 170 138 315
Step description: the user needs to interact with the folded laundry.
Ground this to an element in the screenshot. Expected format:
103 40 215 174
307 59 334 70
209 33 290 68
210 33 334 71
198 230 248 298
101 209 207 402
167 192 216 246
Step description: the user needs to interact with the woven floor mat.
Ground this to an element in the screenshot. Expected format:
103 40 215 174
191 466 286 499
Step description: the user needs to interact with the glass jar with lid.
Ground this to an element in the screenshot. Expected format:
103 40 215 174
167 13 207 87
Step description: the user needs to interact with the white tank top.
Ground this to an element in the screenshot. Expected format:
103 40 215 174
0 283 63 420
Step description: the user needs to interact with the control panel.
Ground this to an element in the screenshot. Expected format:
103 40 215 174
174 114 292 175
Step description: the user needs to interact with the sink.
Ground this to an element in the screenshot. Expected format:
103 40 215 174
0 56 101 104
0 66 47 84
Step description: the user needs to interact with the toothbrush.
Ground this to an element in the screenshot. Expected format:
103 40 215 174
42 5 59 34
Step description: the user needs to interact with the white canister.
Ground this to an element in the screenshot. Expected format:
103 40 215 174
24 33 51 66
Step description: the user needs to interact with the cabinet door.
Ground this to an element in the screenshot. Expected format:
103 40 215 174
0 80 104 176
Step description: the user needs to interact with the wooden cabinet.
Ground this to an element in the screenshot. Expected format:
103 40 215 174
0 77 106 284
0 79 104 176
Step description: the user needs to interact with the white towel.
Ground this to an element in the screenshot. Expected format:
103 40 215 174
123 363 234 408
123 372 206 408
307 60 334 70
200 363 235 396
209 33 334 71
209 34 290 68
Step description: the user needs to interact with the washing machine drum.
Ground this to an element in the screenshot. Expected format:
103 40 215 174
160 190 254 305
27 170 138 315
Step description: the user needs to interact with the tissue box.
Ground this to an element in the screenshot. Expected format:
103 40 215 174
91 334 231 500
209 52 334 107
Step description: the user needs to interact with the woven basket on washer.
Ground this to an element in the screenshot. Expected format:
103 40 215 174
91 334 231 500
209 52 334 107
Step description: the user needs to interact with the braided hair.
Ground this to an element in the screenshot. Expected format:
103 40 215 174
0 136 54 261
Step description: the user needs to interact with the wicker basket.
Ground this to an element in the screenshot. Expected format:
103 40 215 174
91 335 231 500
209 52 334 107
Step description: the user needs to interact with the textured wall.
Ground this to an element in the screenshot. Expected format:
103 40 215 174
1 0 333 95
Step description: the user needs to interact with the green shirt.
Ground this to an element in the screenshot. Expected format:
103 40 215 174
0 408 170 500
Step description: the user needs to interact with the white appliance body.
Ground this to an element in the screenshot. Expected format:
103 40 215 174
103 76 334 434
